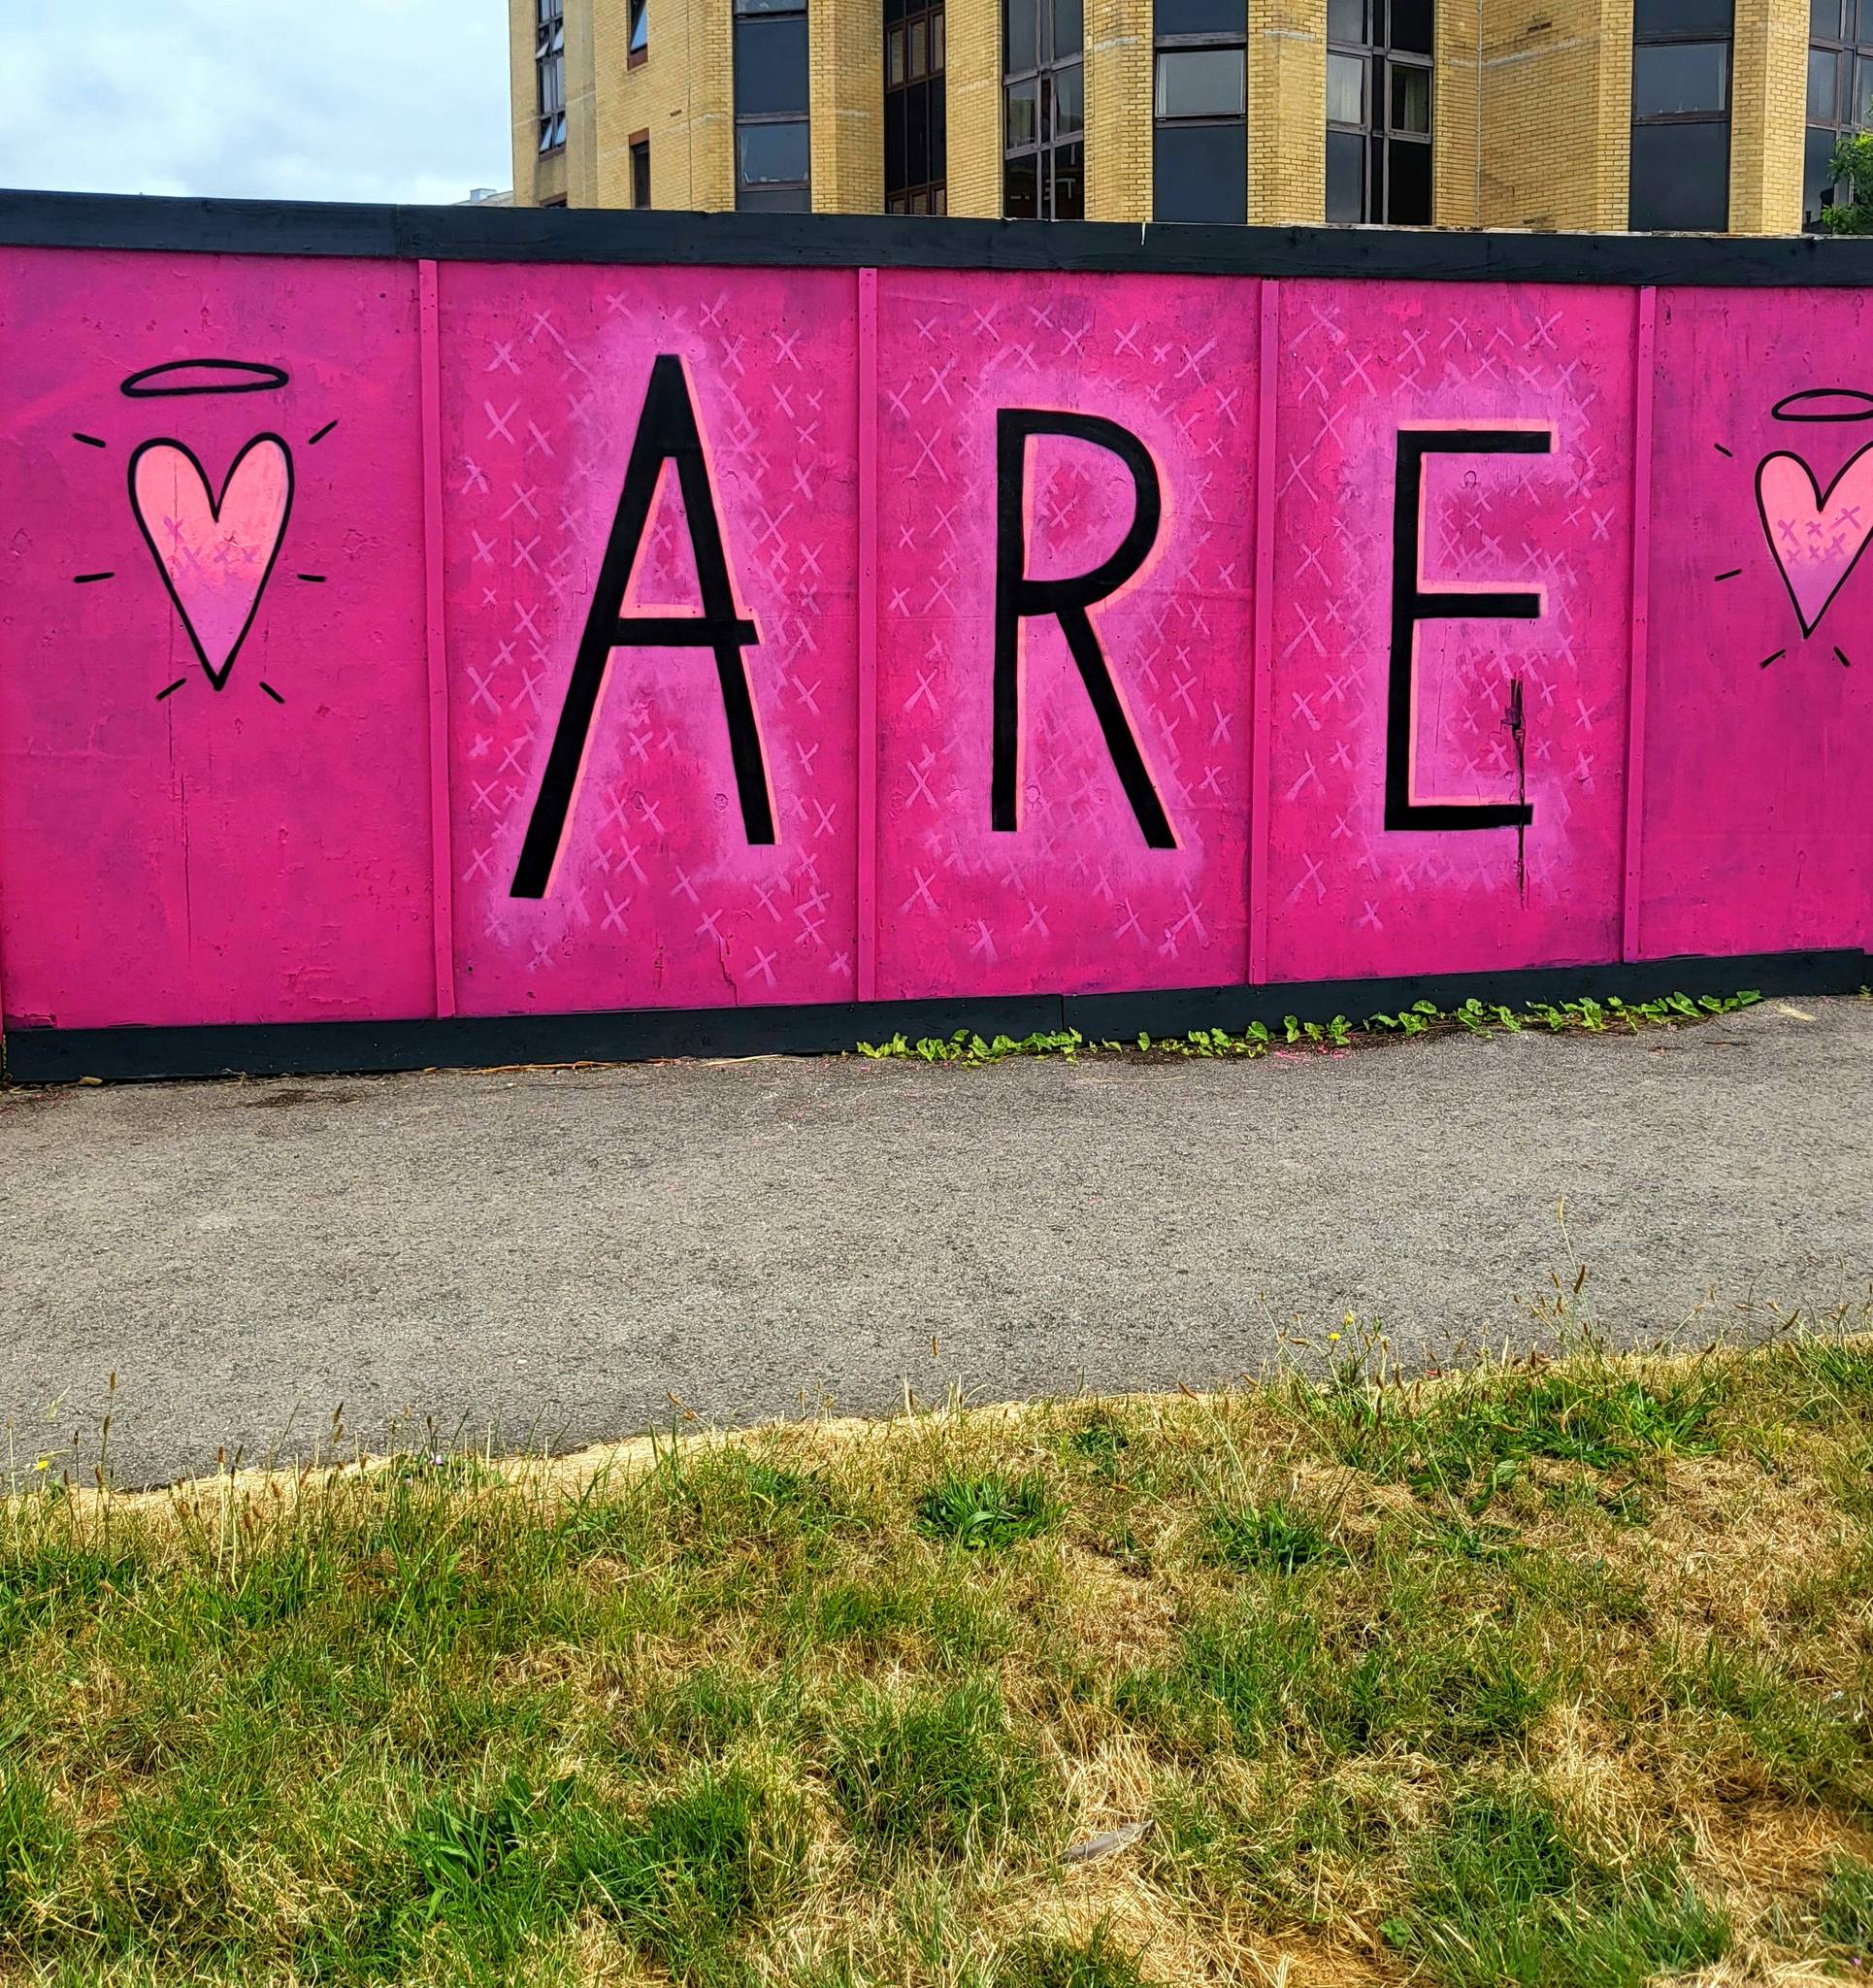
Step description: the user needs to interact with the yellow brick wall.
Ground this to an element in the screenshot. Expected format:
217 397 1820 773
945 0 1005 213
1248 0 1326 221
1730 0 1808 231
589 0 735 208
1478 0 1628 227
811 0 885 211
1436 0 1483 223
509 0 543 205
566 0 605 203
508 0 1816 230
1477 0 1809 234
1088 0 1153 219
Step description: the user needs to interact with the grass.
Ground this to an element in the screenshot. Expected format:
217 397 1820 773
915 1471 1062 1551
2 1321 1872 1984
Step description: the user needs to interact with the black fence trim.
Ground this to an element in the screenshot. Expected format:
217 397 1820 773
6 188 1873 285
6 949 1861 1084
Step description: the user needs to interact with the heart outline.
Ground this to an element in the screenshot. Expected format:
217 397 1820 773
128 433 295 692
1754 440 1873 640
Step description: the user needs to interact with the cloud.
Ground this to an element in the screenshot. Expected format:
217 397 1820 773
0 0 510 205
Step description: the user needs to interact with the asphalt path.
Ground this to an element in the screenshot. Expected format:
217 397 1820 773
1 995 1867 1487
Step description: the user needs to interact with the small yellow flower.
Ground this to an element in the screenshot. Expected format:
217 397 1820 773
32 1458 50 1472
1328 1332 1341 1343
1343 1309 1357 1327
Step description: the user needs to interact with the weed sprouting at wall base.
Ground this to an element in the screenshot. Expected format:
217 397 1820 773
856 990 1764 1067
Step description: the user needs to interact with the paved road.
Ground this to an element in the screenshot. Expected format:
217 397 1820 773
2 996 1867 1488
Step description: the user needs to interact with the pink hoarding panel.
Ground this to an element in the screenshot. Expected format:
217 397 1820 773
873 272 1257 998
1264 282 1637 983
1637 288 1873 958
0 248 435 1030
440 264 861 1013
2 231 1867 1058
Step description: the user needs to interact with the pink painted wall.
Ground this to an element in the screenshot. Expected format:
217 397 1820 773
439 264 860 1014
1638 288 1873 959
0 245 1866 1039
1265 282 1637 981
0 248 434 1029
874 271 1256 998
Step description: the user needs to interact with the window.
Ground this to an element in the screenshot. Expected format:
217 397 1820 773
1806 0 1873 225
628 0 648 65
886 0 947 212
537 0 567 152
1004 0 1084 217
735 0 810 211
1153 0 1246 220
1326 0 1433 224
630 132 651 207
1628 0 1732 228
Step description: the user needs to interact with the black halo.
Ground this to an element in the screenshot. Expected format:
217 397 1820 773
121 359 290 399
1769 387 1873 425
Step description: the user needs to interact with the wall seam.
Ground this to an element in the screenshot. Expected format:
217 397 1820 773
1248 278 1279 984
418 258 458 1019
1620 285 1658 964
856 267 880 1001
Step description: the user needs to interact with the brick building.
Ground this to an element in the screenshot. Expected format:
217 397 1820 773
512 0 1869 229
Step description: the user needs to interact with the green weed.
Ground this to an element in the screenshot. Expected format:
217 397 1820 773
1818 1855 1873 1952
915 1472 1061 1551
997 1925 1151 1987
828 1682 1045 1861
573 1764 806 1972
1292 1350 1726 1509
854 991 1762 1067
1206 1500 1331 1574
1382 1788 1729 1987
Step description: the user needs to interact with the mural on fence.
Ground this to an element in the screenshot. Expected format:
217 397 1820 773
0 244 1867 1037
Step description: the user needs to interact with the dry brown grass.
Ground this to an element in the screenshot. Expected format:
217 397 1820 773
0 1329 1869 1985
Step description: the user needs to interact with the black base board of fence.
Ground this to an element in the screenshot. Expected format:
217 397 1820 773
4 949 1863 1084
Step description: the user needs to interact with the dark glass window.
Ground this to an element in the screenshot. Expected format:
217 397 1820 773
1004 0 1085 217
735 0 809 212
1806 0 1873 224
1158 0 1243 27
628 0 648 64
1629 0 1731 228
1632 0 1730 29
1326 0 1433 222
537 0 567 152
1153 0 1245 221
630 135 651 206
886 0 947 211
1633 40 1728 112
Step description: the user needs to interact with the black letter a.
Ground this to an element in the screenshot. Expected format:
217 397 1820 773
511 354 772 899
993 410 1174 847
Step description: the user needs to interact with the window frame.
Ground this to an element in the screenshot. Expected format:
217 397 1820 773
1002 0 1086 220
886 0 948 214
628 0 648 69
1806 0 1873 226
1325 0 1434 225
536 0 568 153
629 130 651 208
734 0 811 213
1628 0 1734 229
1151 0 1247 223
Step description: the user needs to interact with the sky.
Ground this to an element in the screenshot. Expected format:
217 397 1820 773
0 0 510 206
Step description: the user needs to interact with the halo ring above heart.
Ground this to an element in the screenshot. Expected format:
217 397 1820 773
122 359 290 400
1770 387 1873 424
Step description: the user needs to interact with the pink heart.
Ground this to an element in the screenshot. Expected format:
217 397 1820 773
130 436 294 690
1756 443 1873 639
